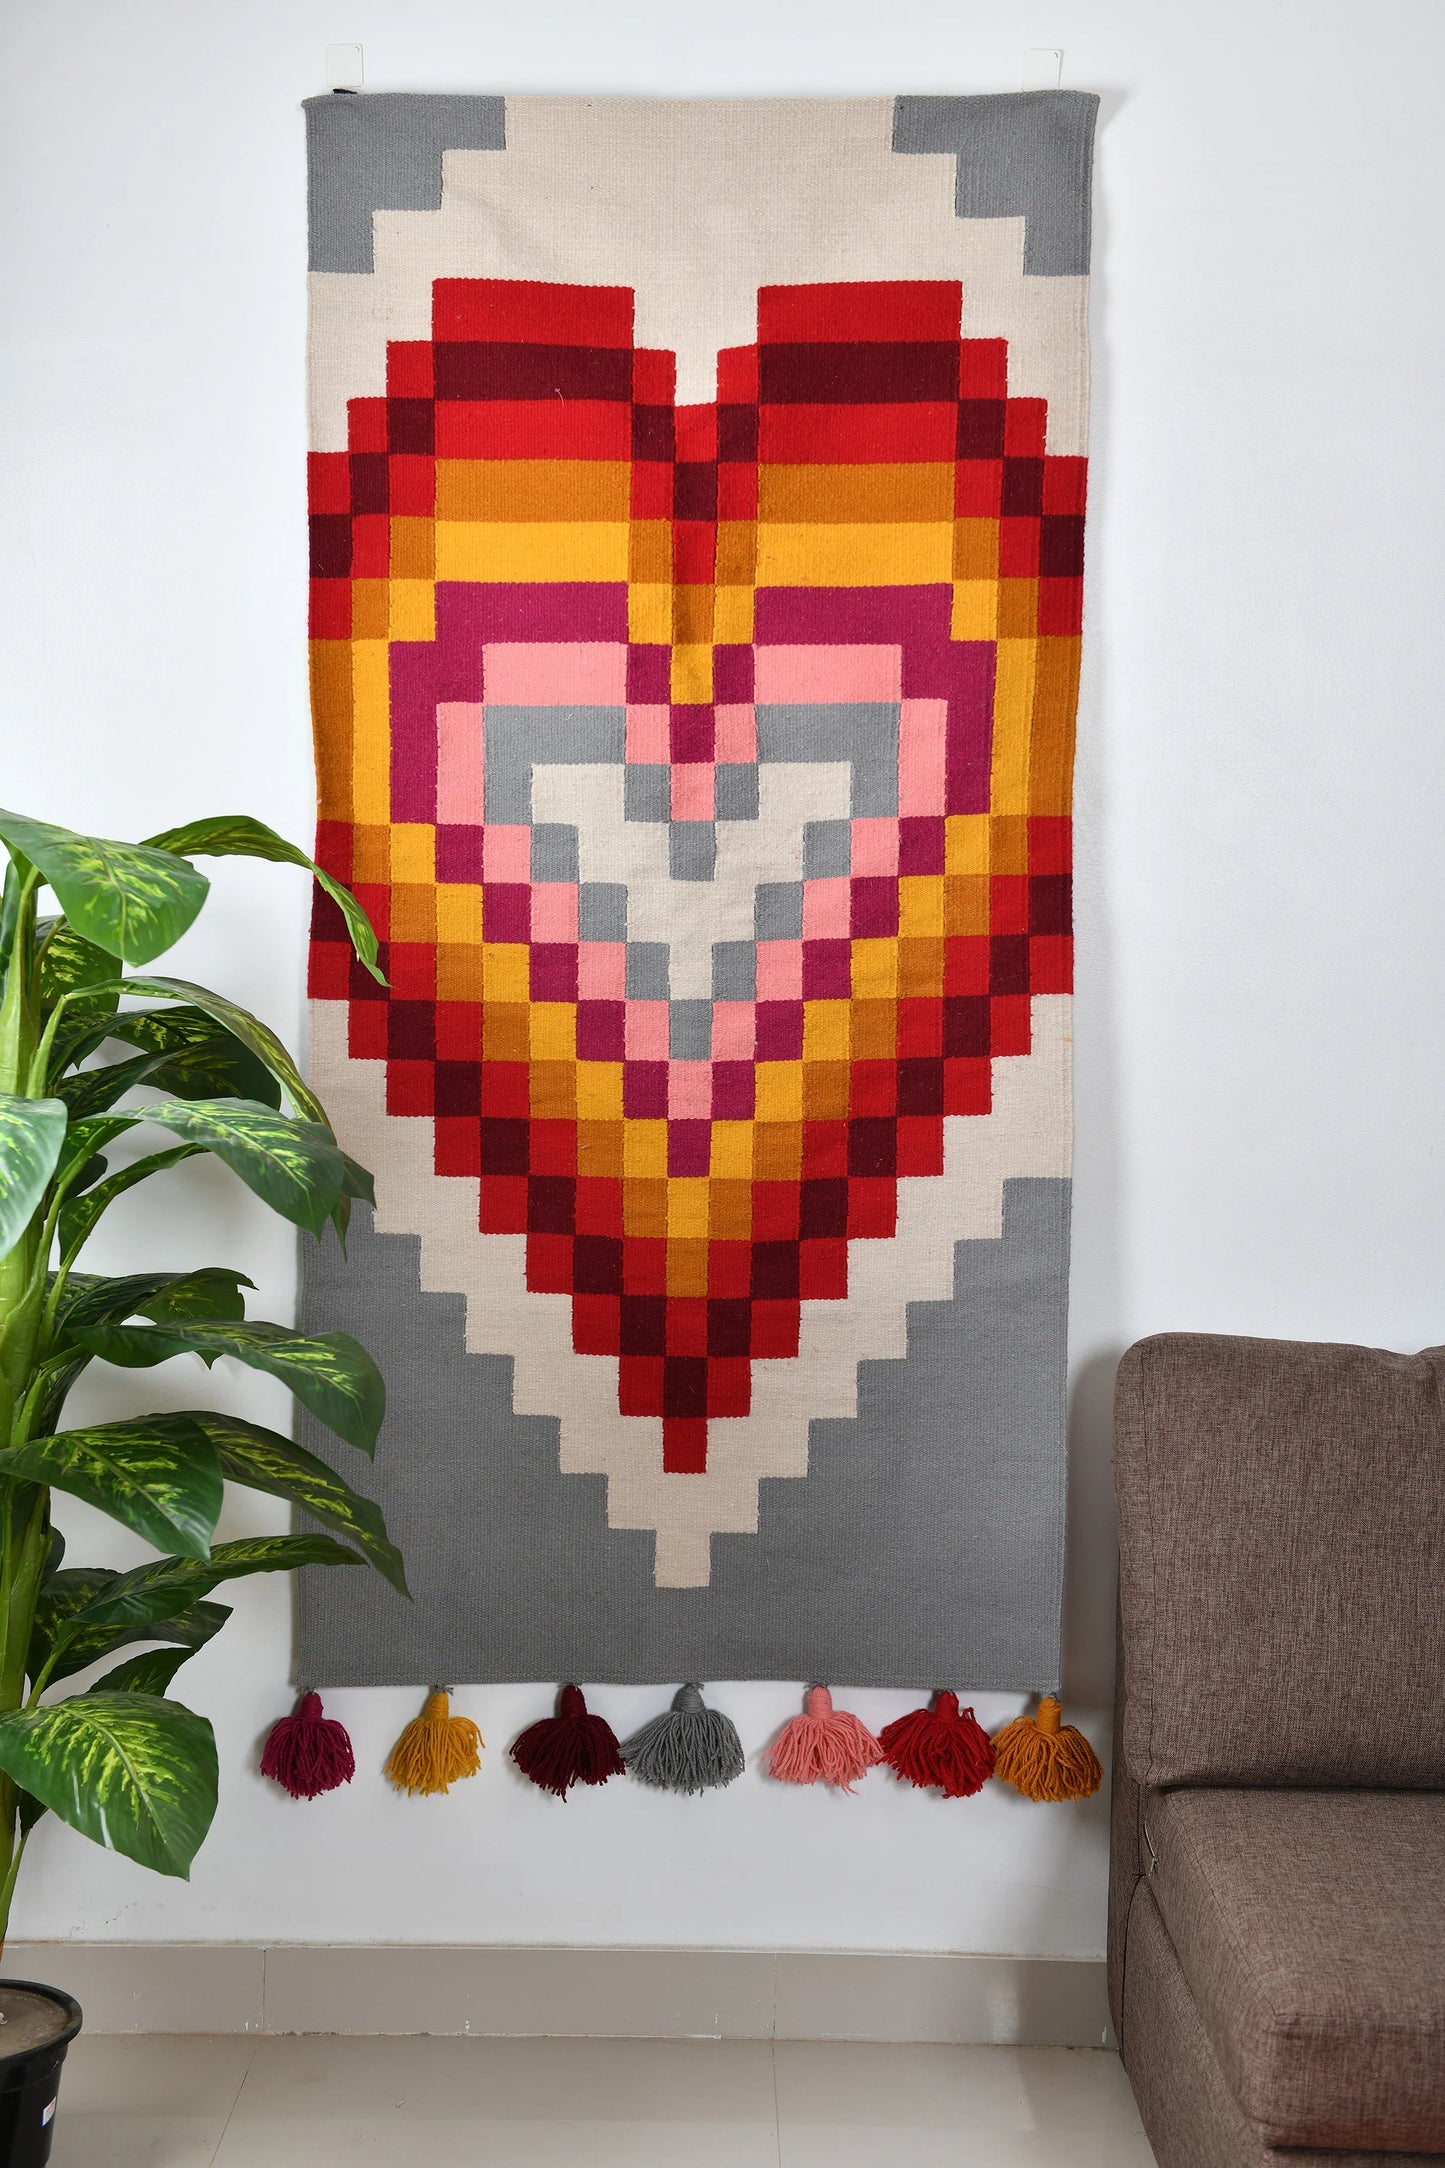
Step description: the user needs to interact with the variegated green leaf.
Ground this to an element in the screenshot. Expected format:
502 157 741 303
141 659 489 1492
0 1094 67 1258
79 1535 362 1634
41 1596 231 1688
36 919 120 1012
189 1413 407 1595
61 1151 108 1202
145 815 385 985
33 1565 218 1682
0 811 209 965
53 1267 251 1340
0 1692 217 1877
50 1003 187 1080
40 1268 251 1418
17 1790 47 1840
57 1143 201 1262
29 1348 92 1440
33 1567 115 1662
296 1123 374 1209
58 1030 280 1119
132 1098 343 1235
58 1051 166 1119
141 1033 280 1110
0 1415 223 1559
70 1317 384 1452
88 978 329 1128
140 1269 252 1327
61 1005 282 1105
297 1122 376 1248
51 1113 138 1194
89 1646 198 1697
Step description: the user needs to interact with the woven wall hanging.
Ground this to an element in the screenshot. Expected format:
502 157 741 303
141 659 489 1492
297 91 1097 1694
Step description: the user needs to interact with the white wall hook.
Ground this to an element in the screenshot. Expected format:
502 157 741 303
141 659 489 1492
1022 48 1063 89
325 43 364 92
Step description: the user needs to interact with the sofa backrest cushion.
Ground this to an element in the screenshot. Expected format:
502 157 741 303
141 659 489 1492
1113 1332 1445 1788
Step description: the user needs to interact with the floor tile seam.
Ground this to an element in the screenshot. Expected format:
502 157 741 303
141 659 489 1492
770 2035 783 2165
210 2034 262 2157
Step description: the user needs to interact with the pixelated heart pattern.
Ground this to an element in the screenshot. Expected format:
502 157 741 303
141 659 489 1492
307 278 1083 1474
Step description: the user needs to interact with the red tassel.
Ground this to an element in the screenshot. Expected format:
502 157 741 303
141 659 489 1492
879 1690 994 1798
510 1684 624 1799
765 1686 883 1792
261 1691 355 1800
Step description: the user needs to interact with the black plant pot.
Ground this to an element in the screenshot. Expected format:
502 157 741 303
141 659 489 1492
0 1984 82 2168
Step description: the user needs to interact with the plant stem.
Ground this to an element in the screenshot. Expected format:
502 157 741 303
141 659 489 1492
0 872 50 1946
0 1492 46 1712
24 987 78 1098
0 871 39 1097
0 1817 32 1949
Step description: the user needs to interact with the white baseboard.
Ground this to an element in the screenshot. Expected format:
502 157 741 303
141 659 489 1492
5 1943 1108 2046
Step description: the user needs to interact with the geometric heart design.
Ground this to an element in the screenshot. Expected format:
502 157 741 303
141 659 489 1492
306 275 1082 1517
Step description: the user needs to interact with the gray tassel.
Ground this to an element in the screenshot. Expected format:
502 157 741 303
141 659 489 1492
621 1684 745 1795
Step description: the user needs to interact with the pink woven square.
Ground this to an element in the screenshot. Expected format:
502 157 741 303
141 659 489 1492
670 764 715 819
756 940 803 999
529 883 579 942
711 1001 757 1058
436 703 484 823
851 819 900 875
899 699 948 816
713 704 757 761
626 706 671 762
577 942 626 999
481 825 532 881
669 1061 714 1117
624 1001 670 1059
802 878 852 938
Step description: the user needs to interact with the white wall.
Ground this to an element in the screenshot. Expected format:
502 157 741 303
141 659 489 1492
2 0 1442 1956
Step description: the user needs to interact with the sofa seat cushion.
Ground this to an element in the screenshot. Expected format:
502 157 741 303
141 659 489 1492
1148 1788 1445 2153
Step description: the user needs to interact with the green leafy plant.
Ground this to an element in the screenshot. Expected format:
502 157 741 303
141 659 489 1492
0 808 401 1928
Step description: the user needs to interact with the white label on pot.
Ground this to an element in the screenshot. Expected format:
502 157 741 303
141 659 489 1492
41 2100 56 2125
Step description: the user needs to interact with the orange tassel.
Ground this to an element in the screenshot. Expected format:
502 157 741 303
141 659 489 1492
384 1688 483 1796
992 1696 1101 1802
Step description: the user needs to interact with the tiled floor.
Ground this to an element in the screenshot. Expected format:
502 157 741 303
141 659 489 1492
51 2033 1158 2165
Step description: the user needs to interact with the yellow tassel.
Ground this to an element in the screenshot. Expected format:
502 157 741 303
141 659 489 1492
384 1689 483 1796
992 1695 1102 1803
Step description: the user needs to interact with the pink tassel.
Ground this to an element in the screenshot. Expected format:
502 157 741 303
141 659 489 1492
765 1686 883 1793
261 1691 355 1800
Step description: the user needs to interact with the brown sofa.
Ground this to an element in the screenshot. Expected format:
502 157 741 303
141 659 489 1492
1109 1333 1445 2166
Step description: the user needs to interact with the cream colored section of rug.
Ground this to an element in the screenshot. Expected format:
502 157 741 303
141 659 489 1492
308 97 1087 447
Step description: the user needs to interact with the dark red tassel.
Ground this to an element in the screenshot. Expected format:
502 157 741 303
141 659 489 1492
510 1684 624 1799
879 1690 995 1798
261 1691 355 1800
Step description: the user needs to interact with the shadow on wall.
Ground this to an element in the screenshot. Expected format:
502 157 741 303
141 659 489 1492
1057 89 1129 1720
1063 1346 1124 1711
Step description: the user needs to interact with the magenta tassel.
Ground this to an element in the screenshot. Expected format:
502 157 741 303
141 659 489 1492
261 1691 355 1799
